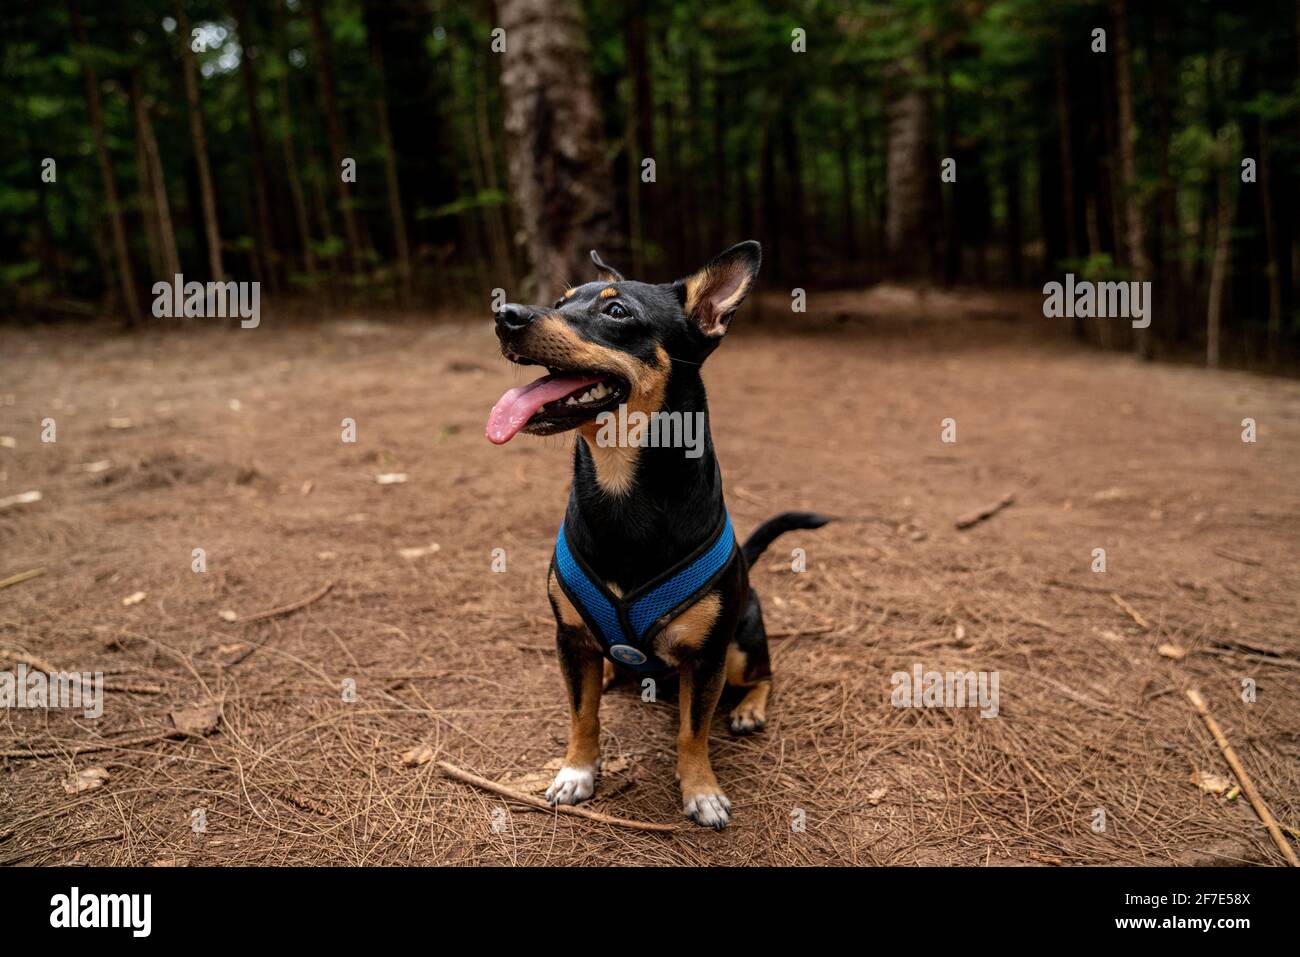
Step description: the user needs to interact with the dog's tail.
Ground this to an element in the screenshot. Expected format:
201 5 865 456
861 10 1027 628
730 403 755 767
741 512 833 565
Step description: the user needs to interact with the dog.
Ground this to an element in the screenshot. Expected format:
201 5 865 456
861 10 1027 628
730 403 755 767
487 241 829 828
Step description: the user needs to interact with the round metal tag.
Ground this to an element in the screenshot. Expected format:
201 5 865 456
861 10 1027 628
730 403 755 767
609 644 648 666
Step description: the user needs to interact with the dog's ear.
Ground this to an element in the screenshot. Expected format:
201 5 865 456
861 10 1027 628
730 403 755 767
674 241 761 339
590 249 623 283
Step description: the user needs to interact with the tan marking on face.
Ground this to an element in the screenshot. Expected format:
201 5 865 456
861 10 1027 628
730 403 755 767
563 287 577 299
525 316 661 395
576 342 670 497
518 318 669 494
653 592 721 667
599 286 618 298
581 441 640 496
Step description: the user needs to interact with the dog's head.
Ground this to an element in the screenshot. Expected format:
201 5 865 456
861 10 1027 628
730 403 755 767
486 241 761 444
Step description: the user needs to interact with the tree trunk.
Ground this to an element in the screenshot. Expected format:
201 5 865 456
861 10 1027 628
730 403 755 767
1003 151 1022 284
272 2 316 280
779 111 807 280
130 71 163 280
1259 122 1283 364
838 107 859 264
69 0 142 326
1150 0 1182 346
1206 159 1234 369
234 0 278 292
711 72 728 253
496 0 618 299
1111 0 1152 357
885 71 930 277
624 3 653 276
175 0 224 281
138 76 181 281
1054 44 1079 262
305 0 363 274
474 66 514 286
368 31 412 300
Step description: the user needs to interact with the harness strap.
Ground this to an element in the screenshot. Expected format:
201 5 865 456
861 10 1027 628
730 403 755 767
553 512 737 673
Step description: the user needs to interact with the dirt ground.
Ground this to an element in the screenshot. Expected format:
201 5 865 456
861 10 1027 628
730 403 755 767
2 286 1298 866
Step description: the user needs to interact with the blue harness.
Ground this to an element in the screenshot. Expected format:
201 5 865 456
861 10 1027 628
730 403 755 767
552 511 738 673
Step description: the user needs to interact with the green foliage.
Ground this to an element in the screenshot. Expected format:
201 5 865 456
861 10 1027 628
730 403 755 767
0 0 1296 365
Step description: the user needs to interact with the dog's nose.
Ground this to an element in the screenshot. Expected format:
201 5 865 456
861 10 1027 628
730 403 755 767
495 303 535 333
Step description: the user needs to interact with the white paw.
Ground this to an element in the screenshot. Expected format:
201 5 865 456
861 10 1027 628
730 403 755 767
683 790 731 830
545 765 595 806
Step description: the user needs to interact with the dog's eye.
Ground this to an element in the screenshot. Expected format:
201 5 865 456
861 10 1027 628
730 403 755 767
603 301 629 319
553 299 565 309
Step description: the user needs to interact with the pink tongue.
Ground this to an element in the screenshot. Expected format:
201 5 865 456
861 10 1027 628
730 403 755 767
486 373 605 445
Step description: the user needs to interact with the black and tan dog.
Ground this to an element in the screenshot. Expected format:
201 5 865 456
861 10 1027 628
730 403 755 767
486 241 828 828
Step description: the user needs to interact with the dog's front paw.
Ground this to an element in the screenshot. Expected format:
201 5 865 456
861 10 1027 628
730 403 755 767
682 788 731 830
545 765 595 806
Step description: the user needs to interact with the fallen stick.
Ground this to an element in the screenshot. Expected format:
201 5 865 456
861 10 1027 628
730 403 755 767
0 568 44 590
0 729 183 760
436 760 677 833
1111 593 1149 630
768 624 836 640
955 493 1015 530
1213 547 1263 567
1 652 163 694
1185 688 1298 867
233 580 334 624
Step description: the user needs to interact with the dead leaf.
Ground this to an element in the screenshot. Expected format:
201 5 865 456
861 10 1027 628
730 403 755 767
0 490 42 510
1193 770 1231 795
400 745 434 767
954 623 966 642
1092 487 1129 501
1158 643 1187 661
376 473 408 485
108 417 134 429
169 700 222 736
601 755 631 775
122 591 147 606
865 787 888 806
218 609 238 622
64 767 109 794
79 460 112 473
398 543 441 560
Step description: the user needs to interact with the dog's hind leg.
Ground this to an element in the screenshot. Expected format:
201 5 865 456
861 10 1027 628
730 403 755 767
726 588 772 735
